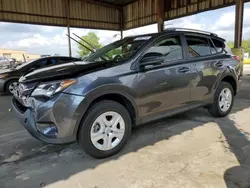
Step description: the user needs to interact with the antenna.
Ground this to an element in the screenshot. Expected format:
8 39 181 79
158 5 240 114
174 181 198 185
65 34 95 53
73 33 98 51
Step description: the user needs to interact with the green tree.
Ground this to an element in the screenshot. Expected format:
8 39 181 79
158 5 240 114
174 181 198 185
227 41 234 49
77 32 103 57
242 39 250 54
227 40 250 54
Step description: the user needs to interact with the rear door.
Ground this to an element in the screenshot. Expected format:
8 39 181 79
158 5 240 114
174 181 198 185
135 34 198 123
183 35 226 104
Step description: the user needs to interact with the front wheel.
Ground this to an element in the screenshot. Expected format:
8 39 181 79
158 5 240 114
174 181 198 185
208 81 234 117
78 100 132 158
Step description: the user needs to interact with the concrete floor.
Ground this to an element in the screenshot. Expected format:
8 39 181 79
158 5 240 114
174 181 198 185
244 64 250 75
1 71 250 188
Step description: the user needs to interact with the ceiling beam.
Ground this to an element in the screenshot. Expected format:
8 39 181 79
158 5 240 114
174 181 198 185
82 0 120 9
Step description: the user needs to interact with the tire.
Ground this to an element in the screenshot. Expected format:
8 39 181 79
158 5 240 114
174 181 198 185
78 100 132 158
6 80 19 94
208 81 234 117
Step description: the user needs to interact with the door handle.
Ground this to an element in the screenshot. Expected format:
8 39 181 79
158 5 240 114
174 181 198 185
214 61 223 67
178 67 190 73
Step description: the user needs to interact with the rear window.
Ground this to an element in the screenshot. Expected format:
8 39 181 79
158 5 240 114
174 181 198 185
224 42 233 55
186 36 211 58
209 40 217 54
211 38 232 55
211 38 224 53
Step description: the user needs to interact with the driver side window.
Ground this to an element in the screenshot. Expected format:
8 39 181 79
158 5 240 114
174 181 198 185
144 36 183 62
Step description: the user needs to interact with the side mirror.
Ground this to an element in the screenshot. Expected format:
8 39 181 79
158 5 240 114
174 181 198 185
140 57 164 68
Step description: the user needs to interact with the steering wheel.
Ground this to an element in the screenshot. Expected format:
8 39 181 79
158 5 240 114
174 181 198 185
113 55 122 61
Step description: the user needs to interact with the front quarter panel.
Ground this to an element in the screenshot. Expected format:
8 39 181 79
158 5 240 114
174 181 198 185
63 63 140 134
64 63 138 96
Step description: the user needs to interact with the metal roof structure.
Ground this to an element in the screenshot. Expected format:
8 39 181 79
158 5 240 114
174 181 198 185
0 0 248 31
95 0 136 5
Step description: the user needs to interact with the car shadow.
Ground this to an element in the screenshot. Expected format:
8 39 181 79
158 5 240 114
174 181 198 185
185 76 250 187
183 99 250 187
1 77 250 188
220 116 250 188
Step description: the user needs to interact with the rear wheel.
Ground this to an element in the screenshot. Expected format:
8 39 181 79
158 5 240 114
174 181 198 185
78 100 132 158
208 81 234 117
6 80 19 94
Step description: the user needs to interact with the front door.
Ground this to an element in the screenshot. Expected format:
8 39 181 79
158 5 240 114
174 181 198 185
134 35 198 123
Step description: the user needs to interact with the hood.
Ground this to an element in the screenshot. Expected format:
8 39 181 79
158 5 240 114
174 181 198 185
19 61 113 83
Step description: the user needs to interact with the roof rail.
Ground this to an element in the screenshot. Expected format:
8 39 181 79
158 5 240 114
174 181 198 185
164 27 218 37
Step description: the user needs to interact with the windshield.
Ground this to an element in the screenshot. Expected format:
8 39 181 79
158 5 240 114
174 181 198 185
85 35 153 62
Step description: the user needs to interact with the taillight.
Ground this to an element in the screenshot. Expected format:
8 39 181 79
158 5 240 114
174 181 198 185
233 55 240 61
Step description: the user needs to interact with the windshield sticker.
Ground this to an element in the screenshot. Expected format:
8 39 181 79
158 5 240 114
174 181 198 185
134 36 151 41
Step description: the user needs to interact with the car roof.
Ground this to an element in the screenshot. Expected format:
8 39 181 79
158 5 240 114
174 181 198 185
124 28 225 42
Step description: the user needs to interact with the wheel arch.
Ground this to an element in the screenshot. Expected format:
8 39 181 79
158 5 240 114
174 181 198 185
74 86 139 140
221 75 237 95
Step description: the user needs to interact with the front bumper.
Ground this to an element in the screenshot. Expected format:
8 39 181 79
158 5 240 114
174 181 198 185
11 92 85 144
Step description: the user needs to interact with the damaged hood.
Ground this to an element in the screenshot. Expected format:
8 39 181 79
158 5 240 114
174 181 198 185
19 61 112 83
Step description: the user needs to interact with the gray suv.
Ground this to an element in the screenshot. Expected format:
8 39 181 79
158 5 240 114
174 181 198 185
12 28 241 158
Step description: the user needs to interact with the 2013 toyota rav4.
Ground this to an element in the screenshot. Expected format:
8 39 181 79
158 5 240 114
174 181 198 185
12 28 241 158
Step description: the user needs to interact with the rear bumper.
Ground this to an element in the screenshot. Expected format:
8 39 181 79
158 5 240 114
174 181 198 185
11 93 85 144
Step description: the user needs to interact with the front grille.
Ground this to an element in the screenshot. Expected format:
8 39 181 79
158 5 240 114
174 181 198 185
14 82 38 107
18 82 37 96
13 98 27 113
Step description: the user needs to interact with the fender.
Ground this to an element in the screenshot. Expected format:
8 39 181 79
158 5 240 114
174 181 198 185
214 65 238 94
72 84 139 136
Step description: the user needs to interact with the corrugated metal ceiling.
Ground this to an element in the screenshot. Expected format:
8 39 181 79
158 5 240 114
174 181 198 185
93 0 136 5
0 0 120 30
0 0 247 31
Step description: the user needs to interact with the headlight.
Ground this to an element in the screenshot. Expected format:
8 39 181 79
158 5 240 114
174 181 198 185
0 74 9 78
31 79 77 98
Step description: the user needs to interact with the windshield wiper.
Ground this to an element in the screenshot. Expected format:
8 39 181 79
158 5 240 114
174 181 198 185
66 34 95 54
